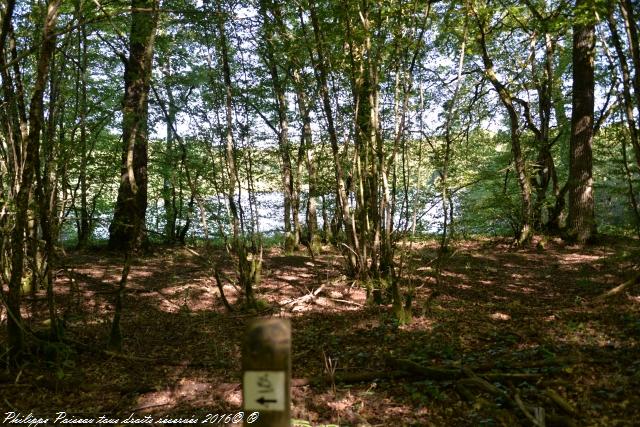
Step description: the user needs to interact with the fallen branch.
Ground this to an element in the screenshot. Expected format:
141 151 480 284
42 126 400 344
515 390 545 427
214 267 234 312
594 271 640 301
545 388 577 415
327 297 364 307
288 371 408 387
280 284 325 308
387 357 463 380
461 367 506 397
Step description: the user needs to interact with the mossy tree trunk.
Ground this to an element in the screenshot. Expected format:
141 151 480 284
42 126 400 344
108 0 159 251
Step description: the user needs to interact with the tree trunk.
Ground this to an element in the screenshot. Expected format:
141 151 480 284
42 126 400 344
293 69 318 244
215 2 260 308
108 0 159 251
619 0 640 125
474 9 533 245
6 0 62 362
566 0 596 243
308 0 359 274
76 5 90 249
608 9 640 170
161 60 178 244
258 0 296 252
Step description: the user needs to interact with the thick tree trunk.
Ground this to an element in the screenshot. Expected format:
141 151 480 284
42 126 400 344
566 0 596 243
108 0 159 251
108 0 158 350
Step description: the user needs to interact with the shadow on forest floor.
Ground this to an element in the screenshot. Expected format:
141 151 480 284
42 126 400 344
1 236 639 426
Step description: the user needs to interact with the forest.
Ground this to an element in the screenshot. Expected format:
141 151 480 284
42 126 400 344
0 0 639 425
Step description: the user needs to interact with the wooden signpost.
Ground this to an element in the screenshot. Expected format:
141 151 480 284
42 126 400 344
242 318 291 427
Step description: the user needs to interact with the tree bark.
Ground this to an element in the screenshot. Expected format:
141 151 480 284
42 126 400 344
258 0 296 251
474 8 533 245
108 0 159 251
608 7 640 170
308 0 359 273
6 0 62 362
76 4 90 249
566 0 596 243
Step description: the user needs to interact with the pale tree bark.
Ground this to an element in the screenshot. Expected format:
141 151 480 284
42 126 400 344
566 0 596 243
286 9 320 248
440 14 467 252
349 0 380 282
158 57 178 243
548 43 572 232
292 68 319 245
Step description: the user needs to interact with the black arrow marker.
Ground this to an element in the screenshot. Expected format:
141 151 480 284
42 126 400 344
257 397 278 405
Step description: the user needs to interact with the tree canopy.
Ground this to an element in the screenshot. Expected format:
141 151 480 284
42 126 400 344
0 0 639 424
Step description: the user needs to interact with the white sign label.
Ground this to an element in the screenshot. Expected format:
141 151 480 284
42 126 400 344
243 371 286 411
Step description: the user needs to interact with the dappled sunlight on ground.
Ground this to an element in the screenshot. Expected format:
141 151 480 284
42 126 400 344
1 237 639 425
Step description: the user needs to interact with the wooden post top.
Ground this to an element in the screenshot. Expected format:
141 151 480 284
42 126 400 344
242 318 291 427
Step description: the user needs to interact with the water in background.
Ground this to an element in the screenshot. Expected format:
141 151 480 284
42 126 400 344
62 191 446 243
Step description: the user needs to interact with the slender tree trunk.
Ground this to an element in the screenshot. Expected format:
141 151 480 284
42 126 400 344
216 6 240 244
6 0 62 362
308 0 359 273
258 0 296 251
37 33 65 339
548 53 571 232
608 11 640 170
76 4 90 249
566 0 596 243
619 0 640 125
440 18 467 251
161 60 178 243
293 69 318 244
622 136 640 237
108 0 159 251
215 2 259 308
474 10 533 245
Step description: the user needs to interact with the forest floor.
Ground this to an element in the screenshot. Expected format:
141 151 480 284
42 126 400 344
1 236 639 426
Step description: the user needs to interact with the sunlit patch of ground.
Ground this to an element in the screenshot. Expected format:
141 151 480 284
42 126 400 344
1 237 639 425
